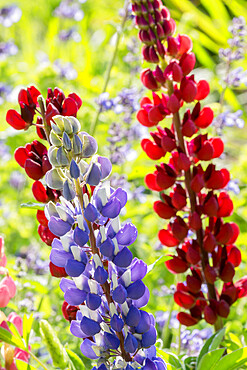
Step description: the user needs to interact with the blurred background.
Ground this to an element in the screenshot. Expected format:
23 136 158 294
0 0 246 363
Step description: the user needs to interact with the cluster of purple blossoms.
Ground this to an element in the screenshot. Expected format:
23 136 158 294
53 59 78 80
44 115 166 369
0 4 22 27
58 27 81 42
54 0 85 21
0 40 18 61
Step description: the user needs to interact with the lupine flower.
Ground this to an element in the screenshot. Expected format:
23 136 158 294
0 41 18 60
54 0 84 21
58 28 81 42
131 0 246 328
0 5 22 27
0 83 12 105
9 171 26 190
53 60 78 80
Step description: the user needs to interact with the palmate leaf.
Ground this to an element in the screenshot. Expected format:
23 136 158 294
197 348 225 370
212 347 247 370
0 327 26 350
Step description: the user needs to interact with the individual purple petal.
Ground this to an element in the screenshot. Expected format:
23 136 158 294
104 332 120 350
110 314 124 332
111 188 127 208
116 223 138 246
112 285 127 304
94 266 108 284
131 258 147 281
70 158 80 179
99 237 114 257
65 259 86 277
126 305 141 327
70 321 86 338
142 358 157 370
154 358 167 370
51 238 63 250
63 179 76 201
113 247 133 268
133 286 150 308
73 226 89 247
101 197 121 218
80 133 98 158
86 293 101 310
84 203 99 222
48 216 72 236
60 278 76 292
64 288 87 305
50 249 73 268
86 163 101 186
80 339 98 360
127 280 146 300
142 325 157 348
80 316 101 336
124 333 138 353
135 311 151 334
97 156 112 179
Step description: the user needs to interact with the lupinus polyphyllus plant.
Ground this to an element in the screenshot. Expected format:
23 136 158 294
131 0 247 330
7 90 167 369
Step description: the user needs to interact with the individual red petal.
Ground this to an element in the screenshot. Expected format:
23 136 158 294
49 262 68 278
137 109 155 127
28 86 41 104
172 191 186 210
215 223 234 245
165 256 188 273
217 192 233 217
191 174 204 193
178 34 193 55
227 246 241 267
195 80 210 101
174 291 196 309
14 147 29 168
197 142 214 161
180 79 197 103
140 96 152 107
194 107 214 128
221 168 230 188
68 93 82 110
179 52 196 75
235 277 247 299
186 246 200 265
206 171 224 190
18 89 29 105
161 136 176 152
153 201 176 219
42 155 52 175
171 217 188 241
167 94 180 113
36 210 48 227
182 118 197 137
188 212 202 231
62 301 79 321
148 106 165 124
203 233 216 253
203 195 219 216
186 275 201 293
204 265 217 284
24 159 43 180
62 97 78 116
158 229 179 247
227 222 239 244
145 173 162 191
6 110 29 130
45 103 60 125
217 300 230 318
142 140 165 160
220 261 235 283
204 306 217 325
141 69 159 90
32 140 47 157
38 225 56 246
177 312 199 326
32 181 49 203
209 137 224 158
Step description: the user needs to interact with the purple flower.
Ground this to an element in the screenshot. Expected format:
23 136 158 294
53 60 78 80
0 5 22 27
54 0 84 21
0 41 18 60
58 28 81 42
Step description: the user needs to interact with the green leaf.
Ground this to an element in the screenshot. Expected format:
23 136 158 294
20 202 45 210
197 328 225 366
23 314 34 349
157 350 182 369
66 349 85 370
183 356 197 370
16 359 38 370
147 255 171 274
0 327 26 350
197 348 225 370
212 347 247 370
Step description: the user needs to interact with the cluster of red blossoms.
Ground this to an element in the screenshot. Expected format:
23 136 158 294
6 86 82 280
132 0 247 328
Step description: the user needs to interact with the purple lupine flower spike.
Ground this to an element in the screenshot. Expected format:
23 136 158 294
44 115 166 369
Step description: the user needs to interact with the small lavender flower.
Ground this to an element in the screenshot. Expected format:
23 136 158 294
226 179 240 195
0 83 12 105
54 0 84 21
58 28 81 42
213 110 245 131
0 41 18 60
53 60 78 80
0 5 22 27
0 140 10 161
9 171 26 190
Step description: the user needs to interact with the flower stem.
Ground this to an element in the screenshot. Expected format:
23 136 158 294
37 95 51 144
90 0 130 136
28 350 49 370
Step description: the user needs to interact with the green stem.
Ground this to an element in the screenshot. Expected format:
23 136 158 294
90 0 130 136
37 95 51 144
28 350 49 370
